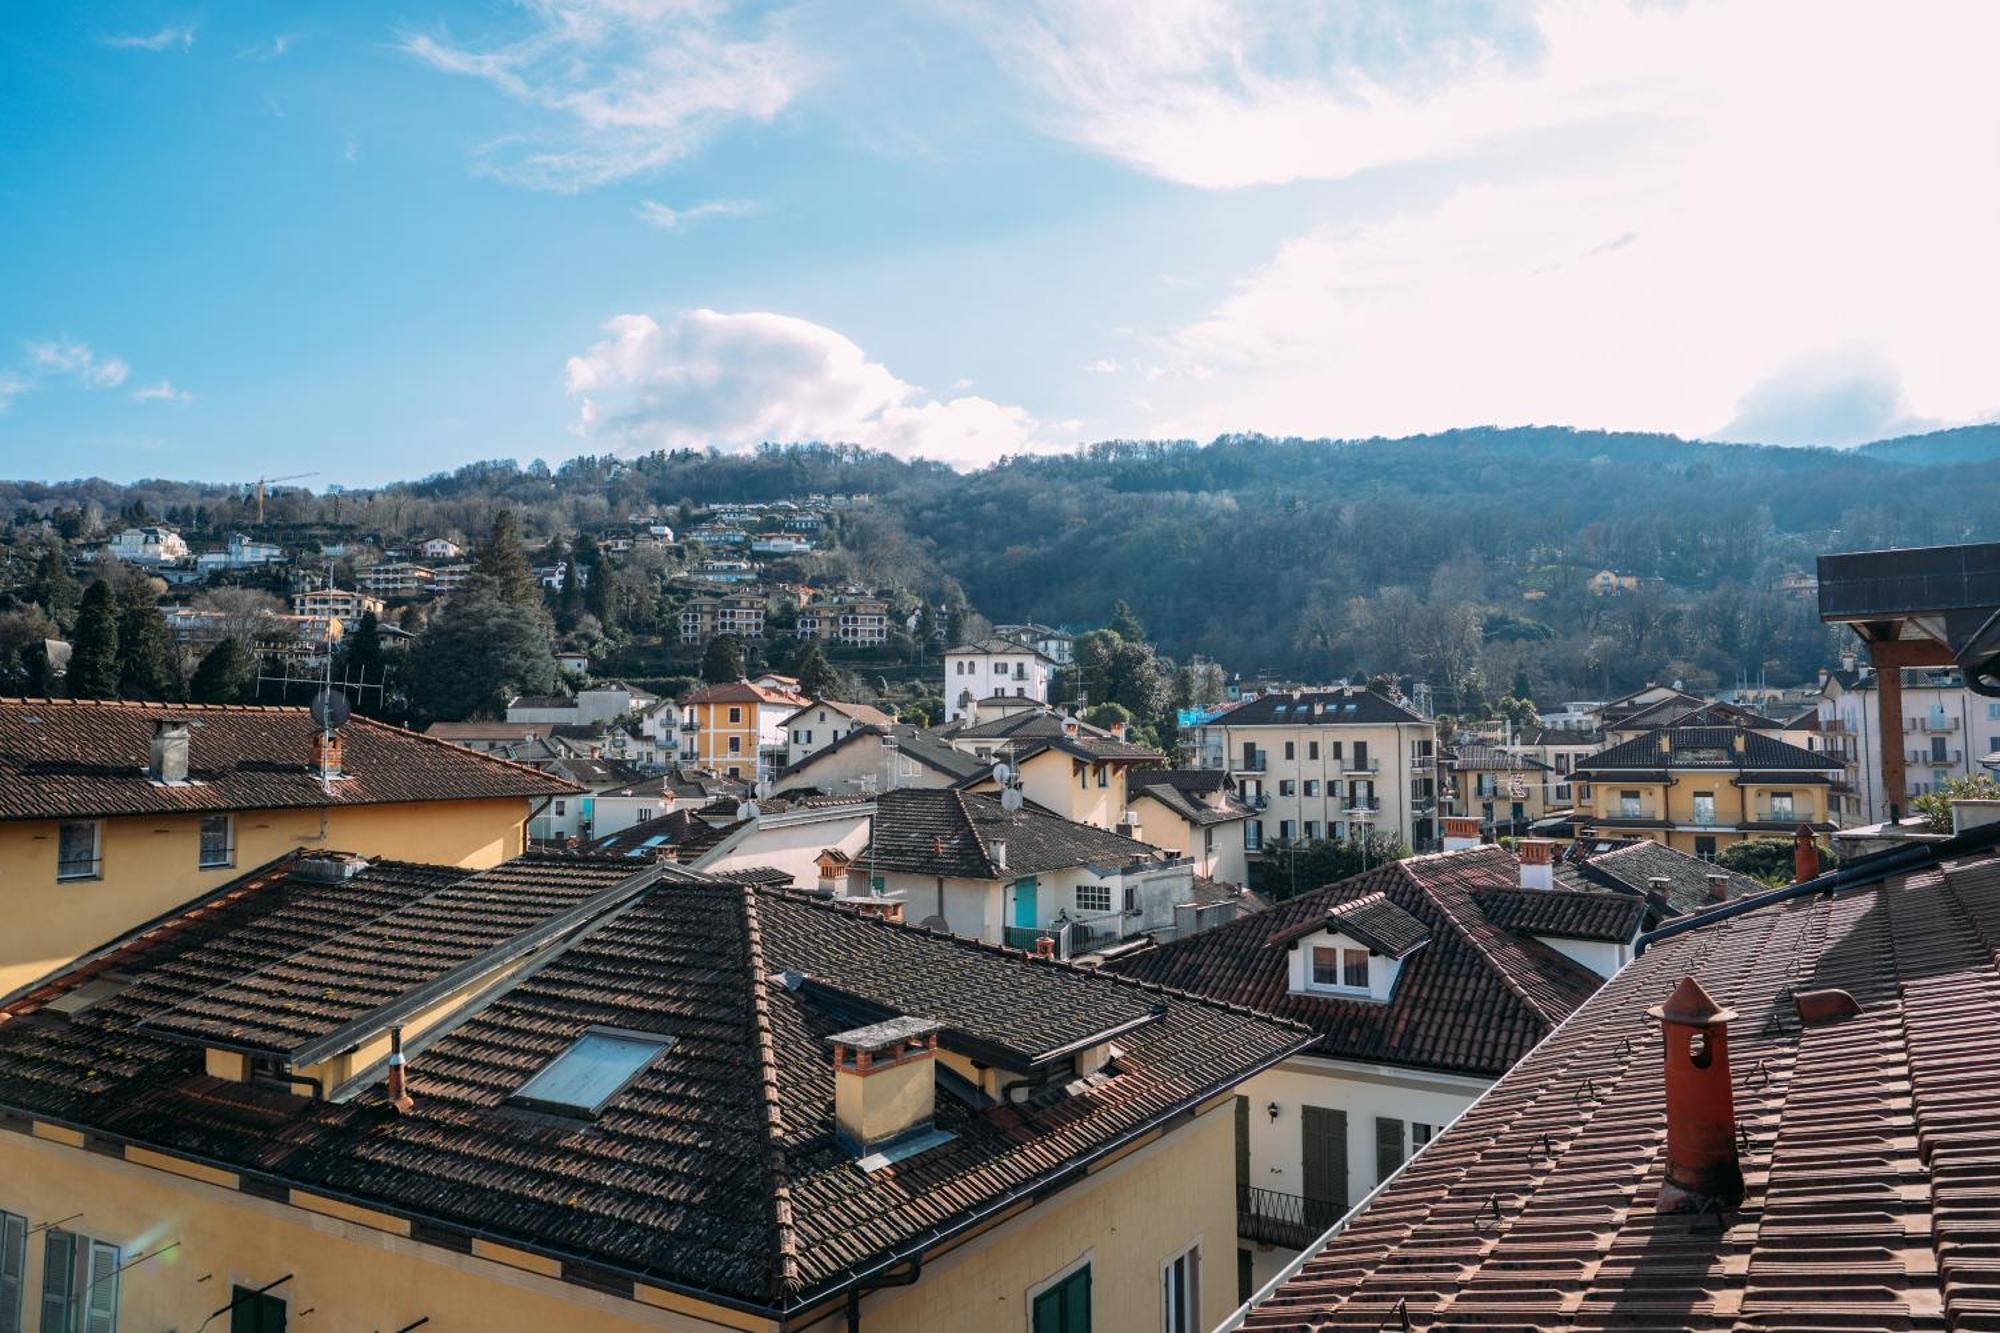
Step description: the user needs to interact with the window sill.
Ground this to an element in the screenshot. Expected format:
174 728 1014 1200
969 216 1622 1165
56 873 102 883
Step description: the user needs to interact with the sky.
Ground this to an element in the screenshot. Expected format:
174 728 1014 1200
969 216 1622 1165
3 1 1998 485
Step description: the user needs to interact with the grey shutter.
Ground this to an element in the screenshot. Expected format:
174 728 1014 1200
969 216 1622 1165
82 1242 117 1333
0 1212 24 1333
1375 1115 1407 1184
1300 1106 1348 1230
39 1231 74 1333
1233 1096 1250 1197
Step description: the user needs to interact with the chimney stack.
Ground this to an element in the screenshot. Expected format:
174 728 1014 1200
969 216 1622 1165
311 729 345 779
1109 721 1127 741
149 720 190 784
1516 838 1555 890
990 837 1008 870
1442 817 1482 852
829 1018 940 1155
1648 976 1742 1212
1793 824 1820 883
1705 872 1730 904
385 1025 414 1114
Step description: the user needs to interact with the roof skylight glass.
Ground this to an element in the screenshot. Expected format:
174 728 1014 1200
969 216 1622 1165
510 1027 672 1117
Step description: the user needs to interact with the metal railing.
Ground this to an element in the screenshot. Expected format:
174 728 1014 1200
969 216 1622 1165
1238 1185 1343 1250
1235 753 1269 772
1908 716 1959 733
1911 749 1962 766
1409 754 1436 771
1346 758 1381 774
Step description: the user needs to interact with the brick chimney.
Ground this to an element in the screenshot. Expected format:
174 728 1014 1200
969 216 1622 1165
1792 824 1820 883
1442 816 1481 852
829 1018 940 1155
1705 872 1730 904
311 729 345 779
385 1025 414 1114
148 720 190 784
1649 976 1742 1212
1516 838 1555 890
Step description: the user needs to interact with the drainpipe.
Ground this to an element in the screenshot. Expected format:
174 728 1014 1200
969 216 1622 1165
845 1257 922 1331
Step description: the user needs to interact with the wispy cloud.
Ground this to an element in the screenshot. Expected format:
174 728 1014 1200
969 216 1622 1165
0 372 30 414
26 339 128 389
1081 358 1120 374
237 33 298 61
104 24 195 52
133 379 196 406
399 1 809 192
342 137 360 163
634 198 757 231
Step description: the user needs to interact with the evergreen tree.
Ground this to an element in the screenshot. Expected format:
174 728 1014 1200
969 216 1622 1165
116 579 180 700
340 610 388 713
581 536 614 627
26 544 80 632
1108 598 1147 643
475 510 540 608
701 634 746 684
67 580 121 699
407 574 560 720
794 641 840 699
189 637 250 703
554 537 583 630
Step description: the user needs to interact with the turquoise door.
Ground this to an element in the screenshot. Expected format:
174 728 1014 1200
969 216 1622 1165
1012 877 1038 929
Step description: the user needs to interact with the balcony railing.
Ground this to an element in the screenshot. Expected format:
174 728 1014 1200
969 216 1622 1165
1235 754 1268 773
1754 808 1804 824
1345 759 1381 775
1908 716 1960 733
1911 749 1963 766
1004 911 1130 959
1345 799 1382 817
1238 1185 1343 1250
1410 755 1436 771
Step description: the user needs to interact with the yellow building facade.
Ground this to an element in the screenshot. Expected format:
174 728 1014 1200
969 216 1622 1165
1571 726 1841 858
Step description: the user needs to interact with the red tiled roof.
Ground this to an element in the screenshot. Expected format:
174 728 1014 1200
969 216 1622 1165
1103 847 1608 1077
1239 825 2000 1331
0 698 579 821
683 681 807 707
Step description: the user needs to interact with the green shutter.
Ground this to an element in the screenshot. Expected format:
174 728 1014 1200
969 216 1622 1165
1300 1106 1348 1230
39 1232 74 1333
1031 1266 1091 1333
0 1211 24 1333
1375 1116 1406 1184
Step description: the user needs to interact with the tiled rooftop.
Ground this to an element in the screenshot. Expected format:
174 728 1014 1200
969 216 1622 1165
861 786 1169 880
1236 822 2000 1331
0 698 579 820
0 851 1307 1314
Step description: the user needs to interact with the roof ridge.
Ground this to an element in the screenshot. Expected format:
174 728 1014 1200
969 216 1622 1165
739 882 803 1300
948 786 999 879
350 712 590 791
0 696 310 713
1414 850 1573 1028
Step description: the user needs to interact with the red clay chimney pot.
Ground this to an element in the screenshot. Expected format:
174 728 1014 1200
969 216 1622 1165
1648 975 1742 1212
1793 824 1821 883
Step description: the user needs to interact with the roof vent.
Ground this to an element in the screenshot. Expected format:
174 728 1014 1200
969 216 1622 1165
1647 875 1672 898
1792 824 1820 883
829 1018 944 1160
1705 872 1730 903
149 720 190 784
1516 839 1555 891
293 852 370 882
990 837 1008 870
1793 987 1862 1026
1648 976 1743 1213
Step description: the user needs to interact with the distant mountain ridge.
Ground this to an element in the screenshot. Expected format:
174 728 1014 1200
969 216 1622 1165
1852 424 2000 466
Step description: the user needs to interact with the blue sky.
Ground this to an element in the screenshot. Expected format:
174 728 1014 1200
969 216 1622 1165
3 2 1997 484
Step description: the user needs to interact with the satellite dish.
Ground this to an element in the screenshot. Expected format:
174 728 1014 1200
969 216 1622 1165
736 801 761 821
309 688 351 732
754 780 772 799
991 762 1013 785
1000 788 1024 814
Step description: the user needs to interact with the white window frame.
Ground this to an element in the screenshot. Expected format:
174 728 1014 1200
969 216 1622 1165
1161 1241 1201 1333
1077 882 1113 914
198 813 235 870
56 821 102 882
1308 944 1372 993
1025 1250 1094 1333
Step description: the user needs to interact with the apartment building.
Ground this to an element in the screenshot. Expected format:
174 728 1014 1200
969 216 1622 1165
356 561 433 596
943 637 1055 723
994 622 1076 665
1191 688 1440 853
106 525 189 564
291 586 385 621
678 593 767 643
681 678 807 779
1571 724 1841 858
798 596 892 646
0 852 1305 1333
427 562 473 593
1817 663 2000 823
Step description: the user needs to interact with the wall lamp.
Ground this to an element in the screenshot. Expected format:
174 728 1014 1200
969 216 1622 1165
1267 1101 1281 1122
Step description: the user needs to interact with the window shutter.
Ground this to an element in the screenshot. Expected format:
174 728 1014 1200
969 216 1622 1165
83 1240 119 1333
39 1232 74 1333
0 1211 24 1333
1375 1116 1407 1184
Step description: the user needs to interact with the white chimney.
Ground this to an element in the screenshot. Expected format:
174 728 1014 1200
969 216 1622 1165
149 720 190 784
829 1018 941 1156
990 838 1008 871
1442 817 1482 852
1516 839 1555 890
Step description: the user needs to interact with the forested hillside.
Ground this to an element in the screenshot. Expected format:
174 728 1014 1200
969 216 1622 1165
5 425 1998 712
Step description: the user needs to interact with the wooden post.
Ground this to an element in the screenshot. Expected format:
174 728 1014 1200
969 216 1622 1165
1878 663 1906 821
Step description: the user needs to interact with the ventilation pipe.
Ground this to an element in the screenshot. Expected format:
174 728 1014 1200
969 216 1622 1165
149 720 190 784
1649 976 1742 1213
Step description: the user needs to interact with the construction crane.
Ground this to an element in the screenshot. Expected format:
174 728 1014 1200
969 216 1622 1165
249 472 318 523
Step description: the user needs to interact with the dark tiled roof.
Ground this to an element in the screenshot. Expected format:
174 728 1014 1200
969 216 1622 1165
947 636 1055 661
0 856 1306 1314
1570 838 1768 921
1239 824 2000 1332
1448 746 1553 772
1103 848 1607 1077
862 787 1168 880
1130 770 1255 826
1470 886 1646 943
589 807 712 855
0 698 579 820
1214 689 1427 727
1321 892 1433 958
1576 725 1843 776
991 732 1163 767
598 767 745 801
1609 697 1783 733
949 708 1102 741
779 724 985 784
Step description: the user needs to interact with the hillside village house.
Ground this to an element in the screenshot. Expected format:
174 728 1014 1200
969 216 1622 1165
586 767 746 842
291 586 385 621
1571 723 1842 858
521 757 645 844
505 682 659 727
682 678 808 780
678 593 767 643
195 532 285 571
944 637 1055 723
356 561 434 596
417 536 462 559
1445 746 1559 836
782 699 897 767
776 723 987 796
994 622 1077 665
1128 770 1257 886
952 718 1162 833
1106 841 1642 1293
0 699 578 996
106 525 189 564
796 596 892 646
1192 688 1441 853
854 787 1201 959
0 851 1307 1333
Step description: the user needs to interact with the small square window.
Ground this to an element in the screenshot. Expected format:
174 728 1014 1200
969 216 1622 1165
1078 882 1113 914
57 821 100 881
199 814 234 869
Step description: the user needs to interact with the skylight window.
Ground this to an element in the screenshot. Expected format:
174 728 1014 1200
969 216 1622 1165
509 1027 673 1117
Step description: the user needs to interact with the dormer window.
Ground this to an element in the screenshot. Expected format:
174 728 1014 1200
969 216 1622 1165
1310 946 1370 991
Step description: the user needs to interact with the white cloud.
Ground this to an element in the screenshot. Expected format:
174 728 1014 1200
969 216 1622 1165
564 309 1047 467
238 34 298 60
26 339 129 389
1072 1 2000 446
104 25 195 52
0 373 29 413
400 1 808 191
634 197 757 230
133 379 197 407
1081 358 1120 374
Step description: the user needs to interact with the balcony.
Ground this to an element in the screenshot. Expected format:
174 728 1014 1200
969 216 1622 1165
1238 1185 1342 1250
1410 754 1436 772
1235 753 1269 773
1345 799 1382 818
1004 911 1129 959
1911 749 1963 767
1908 716 1960 734
1345 758 1381 775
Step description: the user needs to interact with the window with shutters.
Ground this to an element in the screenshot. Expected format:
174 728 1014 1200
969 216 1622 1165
230 1285 287 1333
0 1210 22 1333
1031 1260 1092 1333
1161 1246 1199 1333
1376 1116 1407 1183
40 1231 118 1333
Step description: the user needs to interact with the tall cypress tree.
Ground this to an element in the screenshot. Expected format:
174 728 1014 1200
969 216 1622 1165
68 580 121 699
701 634 746 684
189 637 249 704
475 511 540 609
26 544 80 633
116 578 180 700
